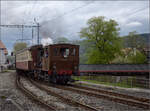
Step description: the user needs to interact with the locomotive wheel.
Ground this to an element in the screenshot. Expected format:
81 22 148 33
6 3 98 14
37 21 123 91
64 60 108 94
52 76 57 84
62 80 68 85
44 73 49 81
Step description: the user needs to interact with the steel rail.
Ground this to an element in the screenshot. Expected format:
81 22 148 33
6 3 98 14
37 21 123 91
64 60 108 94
16 75 56 111
80 70 150 73
46 83 150 109
29 79 99 111
72 84 150 104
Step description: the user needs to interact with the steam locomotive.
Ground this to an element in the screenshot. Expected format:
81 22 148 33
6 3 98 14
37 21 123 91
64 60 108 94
16 43 79 84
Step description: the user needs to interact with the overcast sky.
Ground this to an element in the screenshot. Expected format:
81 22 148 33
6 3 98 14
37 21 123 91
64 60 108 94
0 0 149 54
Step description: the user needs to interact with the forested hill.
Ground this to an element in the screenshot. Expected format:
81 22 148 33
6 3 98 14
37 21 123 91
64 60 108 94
139 33 150 45
122 33 150 47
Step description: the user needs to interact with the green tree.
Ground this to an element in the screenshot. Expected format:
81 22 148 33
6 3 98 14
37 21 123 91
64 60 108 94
128 51 147 64
127 31 146 50
7 55 15 63
122 31 147 62
80 16 122 64
13 42 27 54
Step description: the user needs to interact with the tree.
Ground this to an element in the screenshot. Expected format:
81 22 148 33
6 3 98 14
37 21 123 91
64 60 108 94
80 16 122 64
7 55 15 64
128 50 147 64
13 42 27 54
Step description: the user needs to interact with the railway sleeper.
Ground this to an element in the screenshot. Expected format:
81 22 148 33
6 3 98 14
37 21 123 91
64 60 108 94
49 84 150 109
16 75 56 111
30 79 100 111
72 85 150 104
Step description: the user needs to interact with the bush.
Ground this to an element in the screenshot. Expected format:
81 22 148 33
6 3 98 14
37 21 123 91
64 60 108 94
128 51 147 64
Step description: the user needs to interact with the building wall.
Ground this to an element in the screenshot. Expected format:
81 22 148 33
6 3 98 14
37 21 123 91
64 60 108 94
0 49 6 65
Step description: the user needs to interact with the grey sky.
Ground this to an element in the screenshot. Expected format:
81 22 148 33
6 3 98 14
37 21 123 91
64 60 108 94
0 0 149 54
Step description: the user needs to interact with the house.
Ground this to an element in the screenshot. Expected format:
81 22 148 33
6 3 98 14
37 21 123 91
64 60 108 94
0 40 8 65
143 46 150 63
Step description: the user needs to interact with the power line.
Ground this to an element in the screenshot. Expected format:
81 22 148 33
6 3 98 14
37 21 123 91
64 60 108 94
63 6 148 38
0 25 38 28
43 1 95 23
0 24 40 44
125 7 148 18
26 0 38 24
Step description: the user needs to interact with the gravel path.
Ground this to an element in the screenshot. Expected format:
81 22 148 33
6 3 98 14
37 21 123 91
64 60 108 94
0 71 46 111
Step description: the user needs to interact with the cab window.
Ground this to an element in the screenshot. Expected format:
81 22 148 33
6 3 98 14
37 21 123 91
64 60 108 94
71 48 76 56
60 48 69 58
53 48 59 56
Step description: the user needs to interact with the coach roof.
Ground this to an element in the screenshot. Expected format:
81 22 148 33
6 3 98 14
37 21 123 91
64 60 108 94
16 44 43 54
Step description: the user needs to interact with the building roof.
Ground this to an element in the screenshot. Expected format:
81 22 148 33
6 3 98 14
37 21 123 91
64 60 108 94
0 40 8 55
144 46 150 52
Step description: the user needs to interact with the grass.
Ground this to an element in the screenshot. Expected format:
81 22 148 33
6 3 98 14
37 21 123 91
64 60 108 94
73 76 139 88
0 96 7 100
0 69 15 73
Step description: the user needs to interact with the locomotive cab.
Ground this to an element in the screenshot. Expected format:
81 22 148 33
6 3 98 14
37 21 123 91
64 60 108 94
42 43 79 84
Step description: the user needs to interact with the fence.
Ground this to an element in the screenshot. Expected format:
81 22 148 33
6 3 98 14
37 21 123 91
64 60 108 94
74 75 150 89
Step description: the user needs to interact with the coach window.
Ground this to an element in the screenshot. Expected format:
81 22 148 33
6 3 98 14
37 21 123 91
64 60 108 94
45 48 48 58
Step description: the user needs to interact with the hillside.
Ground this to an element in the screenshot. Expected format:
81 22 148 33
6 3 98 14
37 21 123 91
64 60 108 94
122 33 150 48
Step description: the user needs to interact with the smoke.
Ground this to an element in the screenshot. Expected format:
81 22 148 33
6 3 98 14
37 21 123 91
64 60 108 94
40 17 65 39
1 1 77 46
41 37 53 46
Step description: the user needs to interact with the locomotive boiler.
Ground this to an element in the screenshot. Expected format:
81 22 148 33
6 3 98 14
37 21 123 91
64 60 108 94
16 43 79 84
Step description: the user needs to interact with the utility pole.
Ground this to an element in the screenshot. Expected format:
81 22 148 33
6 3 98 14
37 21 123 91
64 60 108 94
21 25 24 42
0 24 40 44
34 18 40 44
0 0 1 41
37 22 40 44
32 27 34 45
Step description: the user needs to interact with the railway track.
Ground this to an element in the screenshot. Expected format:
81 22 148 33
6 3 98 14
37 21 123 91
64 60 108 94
29 79 100 111
72 84 150 104
16 74 150 110
16 75 56 111
43 83 150 109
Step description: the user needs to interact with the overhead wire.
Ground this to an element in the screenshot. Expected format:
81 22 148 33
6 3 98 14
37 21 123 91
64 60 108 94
20 0 38 44
40 1 95 39
64 4 149 38
27 0 38 24
43 1 95 23
125 6 148 18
